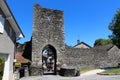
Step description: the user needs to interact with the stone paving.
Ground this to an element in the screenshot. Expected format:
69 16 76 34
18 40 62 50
20 75 120 80
20 69 120 80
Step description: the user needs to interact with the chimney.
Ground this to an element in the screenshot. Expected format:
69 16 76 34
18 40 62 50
77 40 80 44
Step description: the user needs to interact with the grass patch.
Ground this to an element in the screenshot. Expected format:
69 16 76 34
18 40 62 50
0 76 2 80
79 68 96 73
30 73 42 76
99 67 120 75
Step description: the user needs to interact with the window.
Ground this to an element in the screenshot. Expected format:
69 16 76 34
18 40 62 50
9 27 12 37
0 15 5 34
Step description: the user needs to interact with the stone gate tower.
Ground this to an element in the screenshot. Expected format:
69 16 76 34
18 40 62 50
32 4 65 74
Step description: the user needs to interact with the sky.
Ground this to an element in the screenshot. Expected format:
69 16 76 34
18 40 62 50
6 0 120 47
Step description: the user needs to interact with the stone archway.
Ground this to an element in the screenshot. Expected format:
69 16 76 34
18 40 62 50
32 4 65 75
42 45 57 75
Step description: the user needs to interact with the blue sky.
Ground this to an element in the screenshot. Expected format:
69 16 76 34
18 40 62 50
6 0 120 47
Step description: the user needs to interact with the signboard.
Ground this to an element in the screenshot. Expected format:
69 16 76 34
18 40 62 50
0 15 5 34
15 62 21 67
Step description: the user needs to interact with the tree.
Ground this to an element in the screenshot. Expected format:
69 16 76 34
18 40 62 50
94 38 112 47
109 9 120 48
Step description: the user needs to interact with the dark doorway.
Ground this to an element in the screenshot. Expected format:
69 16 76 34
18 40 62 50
42 45 57 75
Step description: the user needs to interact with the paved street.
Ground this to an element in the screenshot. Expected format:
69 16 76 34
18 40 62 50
20 69 120 80
20 75 120 80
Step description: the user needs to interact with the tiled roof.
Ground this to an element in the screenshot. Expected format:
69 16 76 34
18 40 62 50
15 53 30 63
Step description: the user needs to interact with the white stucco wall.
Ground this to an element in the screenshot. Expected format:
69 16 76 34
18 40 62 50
0 29 14 80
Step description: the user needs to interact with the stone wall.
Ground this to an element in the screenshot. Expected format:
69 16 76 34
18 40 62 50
107 46 120 67
30 3 120 74
16 41 32 61
32 4 65 68
64 47 120 68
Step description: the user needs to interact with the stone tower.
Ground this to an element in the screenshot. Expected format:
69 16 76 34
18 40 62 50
32 4 65 74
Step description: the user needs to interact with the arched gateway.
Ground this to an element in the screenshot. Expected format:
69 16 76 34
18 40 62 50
32 4 65 75
42 45 57 74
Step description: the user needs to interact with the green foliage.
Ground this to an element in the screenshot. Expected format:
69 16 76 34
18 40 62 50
99 67 120 75
79 68 96 73
94 38 112 47
0 76 2 80
0 58 5 63
0 58 5 80
109 9 120 48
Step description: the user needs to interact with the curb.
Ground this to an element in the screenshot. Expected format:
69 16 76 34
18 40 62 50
97 73 120 75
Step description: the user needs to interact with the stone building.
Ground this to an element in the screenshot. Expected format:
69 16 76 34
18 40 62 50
21 3 120 75
73 40 92 49
32 4 65 74
0 0 24 80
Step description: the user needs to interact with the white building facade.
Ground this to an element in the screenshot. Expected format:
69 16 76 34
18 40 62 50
0 0 24 80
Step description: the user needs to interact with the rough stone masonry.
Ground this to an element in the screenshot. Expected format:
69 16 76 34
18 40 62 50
31 4 65 74
27 3 120 75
